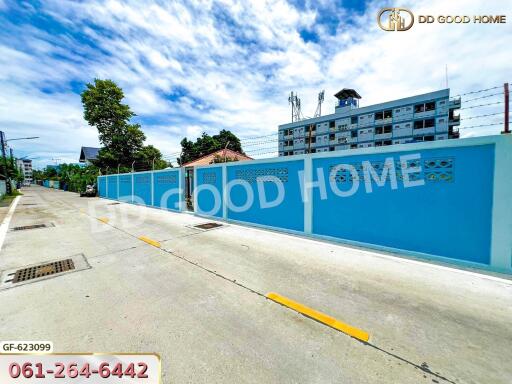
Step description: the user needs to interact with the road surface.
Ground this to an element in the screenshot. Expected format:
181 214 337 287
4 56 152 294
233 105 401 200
1 186 511 383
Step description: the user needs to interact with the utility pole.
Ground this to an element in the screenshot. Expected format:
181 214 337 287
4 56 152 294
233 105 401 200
0 131 11 195
503 82 510 134
224 141 230 163
307 124 313 154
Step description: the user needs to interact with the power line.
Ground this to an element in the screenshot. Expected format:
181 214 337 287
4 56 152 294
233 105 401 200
450 85 502 99
242 139 279 148
462 92 503 103
458 122 509 130
459 111 503 121
239 133 277 141
459 101 503 110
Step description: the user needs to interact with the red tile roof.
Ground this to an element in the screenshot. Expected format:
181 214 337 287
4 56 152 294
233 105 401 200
182 148 253 167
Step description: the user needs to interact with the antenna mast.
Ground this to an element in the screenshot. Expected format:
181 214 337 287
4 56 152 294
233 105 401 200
314 90 325 117
288 92 302 123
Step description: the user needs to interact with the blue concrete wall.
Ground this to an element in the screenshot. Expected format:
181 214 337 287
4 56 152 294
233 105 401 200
118 174 132 203
153 170 181 211
196 166 223 218
133 172 152 205
226 160 305 231
312 145 494 264
98 177 106 197
97 136 512 273
107 175 118 200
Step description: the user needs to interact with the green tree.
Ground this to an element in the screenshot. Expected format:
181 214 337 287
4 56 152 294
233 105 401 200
135 145 170 171
34 164 99 193
81 79 168 171
179 129 244 165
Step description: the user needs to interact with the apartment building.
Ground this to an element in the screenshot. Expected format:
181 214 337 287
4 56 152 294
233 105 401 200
16 159 33 186
278 88 460 156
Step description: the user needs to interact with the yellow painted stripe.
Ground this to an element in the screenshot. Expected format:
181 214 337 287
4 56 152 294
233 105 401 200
97 217 109 223
266 292 370 342
139 236 161 248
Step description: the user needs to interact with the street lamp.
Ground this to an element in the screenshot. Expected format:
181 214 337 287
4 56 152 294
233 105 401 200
1 135 39 194
6 136 40 142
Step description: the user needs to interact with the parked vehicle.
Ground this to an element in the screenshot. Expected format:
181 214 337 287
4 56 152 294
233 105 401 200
80 183 96 197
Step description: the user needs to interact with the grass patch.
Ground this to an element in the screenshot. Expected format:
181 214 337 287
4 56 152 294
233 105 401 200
0 190 23 207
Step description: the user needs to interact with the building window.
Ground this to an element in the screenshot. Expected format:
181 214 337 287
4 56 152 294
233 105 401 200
424 135 435 141
383 140 392 146
329 133 335 140
384 125 392 133
395 108 401 113
424 119 435 128
375 112 383 120
351 130 358 138
414 104 425 113
384 109 393 119
329 121 335 128
351 116 358 124
375 141 382 147
350 144 357 149
414 120 424 129
375 126 383 135
425 101 436 111
415 102 436 113
329 146 335 151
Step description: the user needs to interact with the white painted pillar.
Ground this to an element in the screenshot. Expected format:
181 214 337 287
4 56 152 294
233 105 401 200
222 164 227 219
192 168 198 214
303 156 313 234
490 135 512 272
151 171 154 206
131 173 134 204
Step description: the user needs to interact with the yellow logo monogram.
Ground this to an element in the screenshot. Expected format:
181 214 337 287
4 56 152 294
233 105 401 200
378 8 415 31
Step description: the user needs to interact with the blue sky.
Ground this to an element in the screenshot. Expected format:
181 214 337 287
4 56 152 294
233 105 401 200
0 0 510 168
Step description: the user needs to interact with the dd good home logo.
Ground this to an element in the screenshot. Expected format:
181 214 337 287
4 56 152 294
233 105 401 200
377 8 414 31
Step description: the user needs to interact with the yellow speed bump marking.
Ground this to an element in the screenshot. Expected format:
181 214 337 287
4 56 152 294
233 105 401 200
97 217 109 224
139 236 161 248
266 292 370 342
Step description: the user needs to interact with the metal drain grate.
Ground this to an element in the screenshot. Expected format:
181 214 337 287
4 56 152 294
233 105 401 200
12 224 47 231
194 222 223 230
11 259 75 283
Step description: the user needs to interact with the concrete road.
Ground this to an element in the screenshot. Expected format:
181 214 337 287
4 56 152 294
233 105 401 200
1 186 511 383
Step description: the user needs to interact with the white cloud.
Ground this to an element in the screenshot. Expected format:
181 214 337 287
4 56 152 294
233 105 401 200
0 0 510 166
